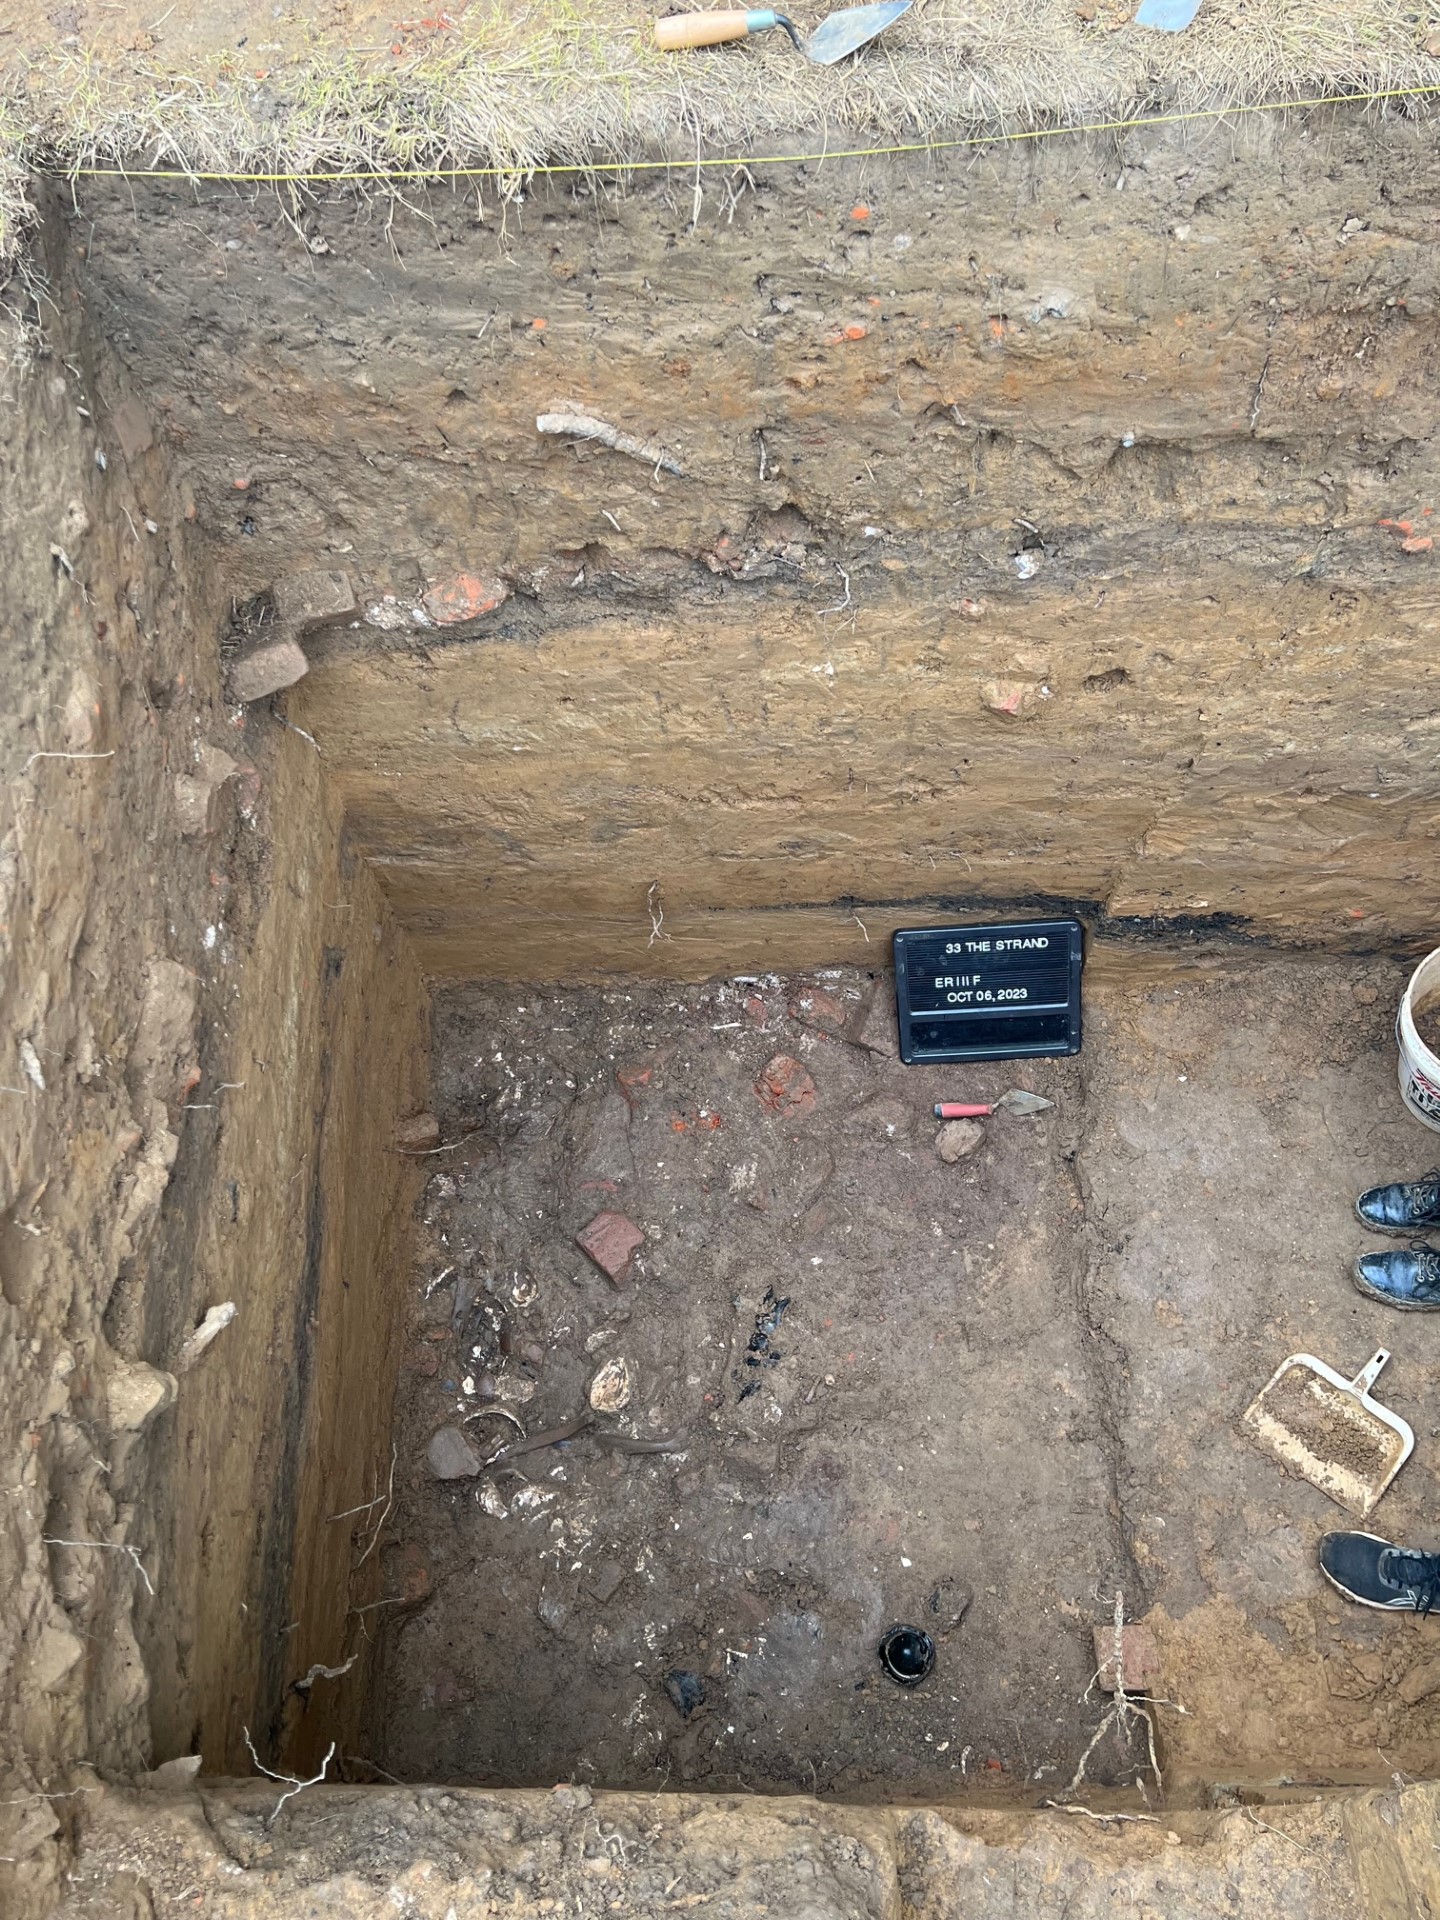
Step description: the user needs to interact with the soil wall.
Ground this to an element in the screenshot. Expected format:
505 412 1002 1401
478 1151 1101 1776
56 1777 1440 1920
67 111 1440 975
136 738 430 1787
0 224 426 1917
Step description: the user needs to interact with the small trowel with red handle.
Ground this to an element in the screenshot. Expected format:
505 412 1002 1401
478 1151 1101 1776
655 0 910 63
935 1092 1054 1120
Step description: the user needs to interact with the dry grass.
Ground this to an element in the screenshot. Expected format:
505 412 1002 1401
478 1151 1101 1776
2 0 1439 269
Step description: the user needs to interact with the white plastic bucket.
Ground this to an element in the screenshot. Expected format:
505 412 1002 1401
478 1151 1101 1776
1397 946 1440 1134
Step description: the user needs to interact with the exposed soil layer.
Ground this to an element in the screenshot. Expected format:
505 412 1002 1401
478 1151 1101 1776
54 1775 1440 1920
373 954 1440 1801
60 115 1440 972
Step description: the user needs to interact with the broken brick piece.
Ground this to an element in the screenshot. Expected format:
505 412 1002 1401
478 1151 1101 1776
789 985 847 1034
852 985 898 1057
394 1112 441 1152
981 678 1039 720
228 634 308 702
576 1210 644 1286
1092 1623 1162 1694
421 571 510 626
272 567 356 629
755 1053 817 1118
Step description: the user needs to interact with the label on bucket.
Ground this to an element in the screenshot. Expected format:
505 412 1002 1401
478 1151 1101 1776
1403 1058 1440 1122
893 919 1084 1064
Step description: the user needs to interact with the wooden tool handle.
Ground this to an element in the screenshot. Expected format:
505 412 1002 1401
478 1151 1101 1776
655 10 756 48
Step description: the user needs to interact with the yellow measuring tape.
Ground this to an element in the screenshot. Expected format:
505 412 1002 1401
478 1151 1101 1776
62 80 1440 185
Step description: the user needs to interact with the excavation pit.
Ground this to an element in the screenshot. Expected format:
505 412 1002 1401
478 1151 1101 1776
5 76 1440 1917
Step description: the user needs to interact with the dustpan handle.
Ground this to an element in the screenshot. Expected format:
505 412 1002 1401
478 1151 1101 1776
1350 1348 1391 1394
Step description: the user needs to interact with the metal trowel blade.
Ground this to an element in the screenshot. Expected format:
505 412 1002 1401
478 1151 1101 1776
995 1090 1054 1116
1134 0 1203 28
805 0 911 64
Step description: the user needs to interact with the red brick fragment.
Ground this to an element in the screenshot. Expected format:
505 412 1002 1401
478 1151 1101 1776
789 985 847 1033
576 1210 644 1286
981 677 1038 719
1092 1623 1162 1693
421 571 510 626
755 1053 816 1118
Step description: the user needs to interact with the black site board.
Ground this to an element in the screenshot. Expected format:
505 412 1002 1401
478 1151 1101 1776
892 919 1085 1065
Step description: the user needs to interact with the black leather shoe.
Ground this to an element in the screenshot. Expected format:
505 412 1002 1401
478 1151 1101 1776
1355 1169 1440 1234
1353 1246 1440 1310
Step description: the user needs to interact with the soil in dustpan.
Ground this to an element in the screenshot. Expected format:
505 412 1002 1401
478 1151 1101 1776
1263 1366 1400 1483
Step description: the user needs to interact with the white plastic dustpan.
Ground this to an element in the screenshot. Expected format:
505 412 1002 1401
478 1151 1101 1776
1241 1347 1413 1517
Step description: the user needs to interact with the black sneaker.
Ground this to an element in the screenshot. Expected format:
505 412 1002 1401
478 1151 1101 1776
1355 1169 1440 1234
1319 1531 1440 1615
1352 1246 1440 1310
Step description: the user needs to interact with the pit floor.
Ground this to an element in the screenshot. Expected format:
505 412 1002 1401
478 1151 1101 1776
369 956 1440 1801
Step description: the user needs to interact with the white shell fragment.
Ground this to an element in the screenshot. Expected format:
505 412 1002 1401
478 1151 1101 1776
588 1357 633 1413
177 1301 237 1372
